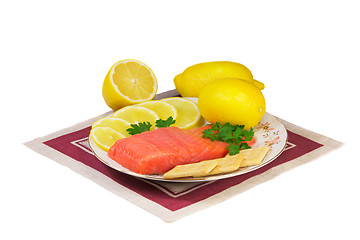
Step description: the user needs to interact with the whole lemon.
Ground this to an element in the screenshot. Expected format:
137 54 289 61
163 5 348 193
198 78 266 129
174 61 264 97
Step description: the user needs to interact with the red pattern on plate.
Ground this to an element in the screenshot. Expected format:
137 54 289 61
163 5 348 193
44 127 322 211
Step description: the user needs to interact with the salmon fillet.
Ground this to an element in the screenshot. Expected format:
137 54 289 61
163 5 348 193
107 126 229 175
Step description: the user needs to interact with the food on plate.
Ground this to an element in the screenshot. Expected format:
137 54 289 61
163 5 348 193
198 78 266 130
126 116 176 135
107 126 230 175
91 59 273 179
163 159 219 179
202 122 255 155
161 97 201 129
90 127 125 151
163 146 270 179
137 100 177 121
92 117 132 137
90 96 204 150
235 145 270 167
102 59 158 111
112 106 159 130
163 154 244 179
208 154 244 175
174 61 264 97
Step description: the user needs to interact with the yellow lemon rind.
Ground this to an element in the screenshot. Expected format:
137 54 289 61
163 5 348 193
161 97 201 129
102 59 158 111
91 117 132 137
90 127 125 152
109 59 158 102
112 105 160 119
137 100 178 121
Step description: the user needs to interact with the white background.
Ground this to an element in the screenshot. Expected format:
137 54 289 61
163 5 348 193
1 1 359 239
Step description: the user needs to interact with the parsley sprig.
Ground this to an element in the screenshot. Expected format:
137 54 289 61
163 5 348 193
126 116 176 135
126 121 152 135
202 122 254 155
155 116 176 128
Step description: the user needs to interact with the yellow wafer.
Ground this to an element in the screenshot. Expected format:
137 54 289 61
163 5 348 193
163 159 218 179
238 146 270 167
163 146 271 179
208 154 244 175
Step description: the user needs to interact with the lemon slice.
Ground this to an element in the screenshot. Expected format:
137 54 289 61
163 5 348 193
137 100 177 121
90 127 125 151
102 59 158 111
161 97 201 129
92 117 132 137
112 106 159 130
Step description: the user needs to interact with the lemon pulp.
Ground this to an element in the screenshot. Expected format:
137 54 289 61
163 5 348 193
102 59 158 111
161 97 201 129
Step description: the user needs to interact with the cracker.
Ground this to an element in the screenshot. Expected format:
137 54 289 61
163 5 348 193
163 159 218 179
239 146 270 167
208 154 244 175
163 146 270 179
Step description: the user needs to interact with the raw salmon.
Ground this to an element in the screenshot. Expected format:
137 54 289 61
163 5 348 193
108 125 256 175
108 126 230 175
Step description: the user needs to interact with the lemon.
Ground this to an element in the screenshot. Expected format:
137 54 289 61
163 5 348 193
92 117 132 137
90 127 125 151
174 61 264 97
161 97 201 129
198 78 266 130
102 59 158 111
112 106 159 130
137 100 177 121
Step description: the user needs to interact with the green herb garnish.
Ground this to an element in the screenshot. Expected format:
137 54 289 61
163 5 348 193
155 116 176 128
126 121 152 135
126 116 176 135
202 122 254 155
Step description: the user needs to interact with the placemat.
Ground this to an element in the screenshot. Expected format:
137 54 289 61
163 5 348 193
24 89 343 222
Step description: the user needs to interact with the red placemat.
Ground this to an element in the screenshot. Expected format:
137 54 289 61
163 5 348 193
24 90 343 222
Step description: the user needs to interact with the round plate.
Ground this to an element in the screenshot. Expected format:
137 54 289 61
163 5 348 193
89 99 288 182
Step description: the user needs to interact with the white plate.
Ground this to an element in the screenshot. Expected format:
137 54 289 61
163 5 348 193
89 99 288 182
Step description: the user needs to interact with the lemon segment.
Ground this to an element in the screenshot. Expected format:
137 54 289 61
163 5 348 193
198 78 266 130
90 127 125 151
161 97 201 129
92 117 132 137
112 106 159 130
137 100 177 121
102 59 158 111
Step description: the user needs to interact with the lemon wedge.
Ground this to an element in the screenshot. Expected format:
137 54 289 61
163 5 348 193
137 100 177 121
92 117 132 137
90 127 125 151
161 97 201 129
112 106 159 130
102 59 158 111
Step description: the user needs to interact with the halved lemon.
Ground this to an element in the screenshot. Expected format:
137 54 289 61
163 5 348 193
112 106 159 130
92 117 132 137
90 127 125 151
102 59 158 111
161 97 201 129
137 100 177 121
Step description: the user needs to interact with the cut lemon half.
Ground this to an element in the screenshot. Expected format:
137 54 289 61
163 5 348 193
92 117 132 137
112 106 159 130
90 127 125 151
102 59 158 111
161 97 201 129
137 100 177 121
